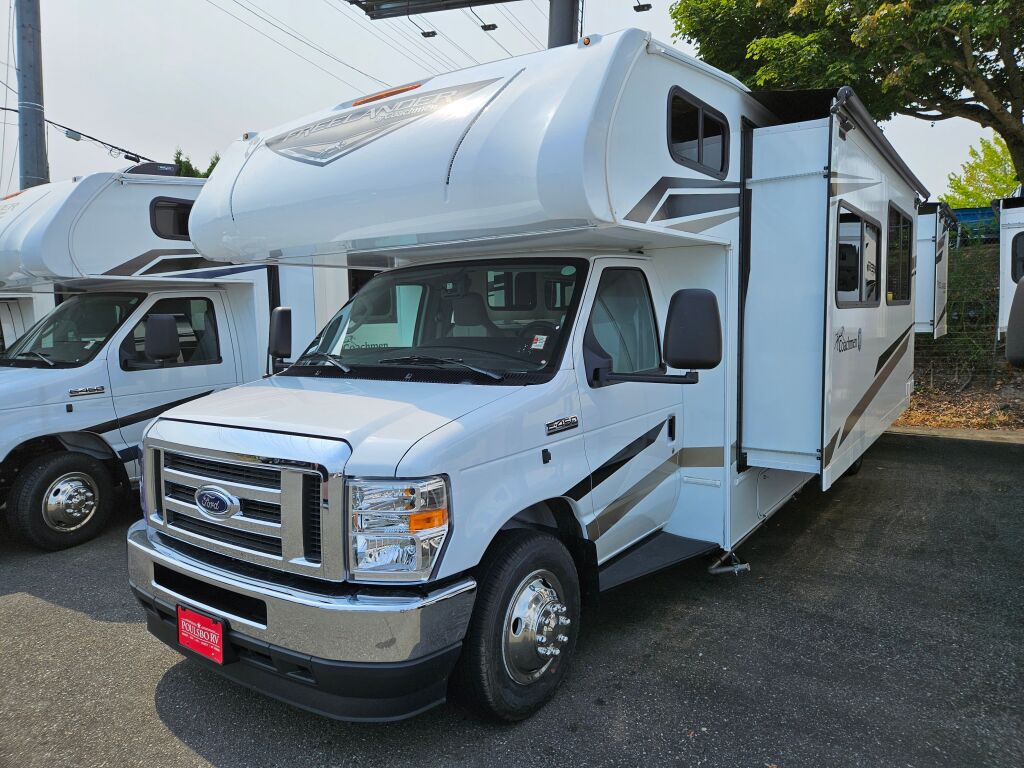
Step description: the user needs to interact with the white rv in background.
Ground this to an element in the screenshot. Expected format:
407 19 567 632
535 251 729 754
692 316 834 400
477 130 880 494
996 188 1023 339
0 291 53 352
0 166 346 550
126 30 928 722
915 201 956 338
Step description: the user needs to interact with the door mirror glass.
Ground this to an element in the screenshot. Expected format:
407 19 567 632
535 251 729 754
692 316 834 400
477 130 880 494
144 314 181 363
663 289 722 370
269 306 292 360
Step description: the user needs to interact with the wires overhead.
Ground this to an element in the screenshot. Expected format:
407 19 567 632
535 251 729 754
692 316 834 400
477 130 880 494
0 104 154 163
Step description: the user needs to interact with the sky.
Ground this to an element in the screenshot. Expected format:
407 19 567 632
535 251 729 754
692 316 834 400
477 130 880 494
0 0 988 199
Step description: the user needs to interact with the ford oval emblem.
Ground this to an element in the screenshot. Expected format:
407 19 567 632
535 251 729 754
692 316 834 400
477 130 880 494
194 486 239 520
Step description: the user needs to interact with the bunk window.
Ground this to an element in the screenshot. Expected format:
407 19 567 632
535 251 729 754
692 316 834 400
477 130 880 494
886 205 913 304
150 197 193 241
1013 233 1024 284
836 205 882 308
668 87 729 179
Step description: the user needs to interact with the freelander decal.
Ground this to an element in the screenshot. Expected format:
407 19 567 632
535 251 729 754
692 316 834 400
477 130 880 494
265 78 501 167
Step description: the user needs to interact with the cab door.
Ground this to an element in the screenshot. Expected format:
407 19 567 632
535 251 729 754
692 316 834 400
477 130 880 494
573 260 681 562
106 292 239 462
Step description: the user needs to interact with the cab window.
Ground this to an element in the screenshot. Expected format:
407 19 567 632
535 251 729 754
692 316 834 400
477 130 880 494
121 297 220 369
587 269 662 374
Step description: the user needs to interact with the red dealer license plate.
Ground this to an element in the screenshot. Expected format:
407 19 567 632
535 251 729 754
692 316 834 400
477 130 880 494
177 606 224 664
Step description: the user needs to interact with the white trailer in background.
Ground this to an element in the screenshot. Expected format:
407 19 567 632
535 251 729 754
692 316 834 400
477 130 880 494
996 189 1024 339
126 29 929 722
0 166 345 550
916 201 956 338
0 291 52 352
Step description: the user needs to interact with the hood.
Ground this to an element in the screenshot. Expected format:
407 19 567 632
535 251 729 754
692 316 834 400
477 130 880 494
158 375 522 475
0 363 110 410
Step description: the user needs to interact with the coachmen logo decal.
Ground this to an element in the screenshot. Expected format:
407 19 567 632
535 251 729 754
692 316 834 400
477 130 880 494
266 78 500 167
194 486 240 520
834 327 863 353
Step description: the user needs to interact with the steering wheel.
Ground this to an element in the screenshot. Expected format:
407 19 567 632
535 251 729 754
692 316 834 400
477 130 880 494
518 321 558 339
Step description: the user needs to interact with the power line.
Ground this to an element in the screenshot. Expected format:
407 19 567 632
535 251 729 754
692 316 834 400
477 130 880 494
0 104 153 163
419 15 479 66
462 9 514 58
200 0 365 91
228 0 388 87
385 19 451 72
495 6 543 50
320 0 443 78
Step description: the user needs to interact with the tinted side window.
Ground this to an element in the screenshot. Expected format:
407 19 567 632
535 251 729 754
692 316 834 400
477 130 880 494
886 206 913 303
122 297 220 369
588 269 661 374
1013 232 1024 284
150 198 193 241
836 207 881 307
668 88 729 177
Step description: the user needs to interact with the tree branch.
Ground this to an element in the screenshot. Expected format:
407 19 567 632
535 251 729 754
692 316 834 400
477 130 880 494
997 27 1024 120
958 25 1019 136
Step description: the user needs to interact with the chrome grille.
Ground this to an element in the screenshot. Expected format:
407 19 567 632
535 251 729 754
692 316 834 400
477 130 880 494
142 420 348 582
154 449 328 578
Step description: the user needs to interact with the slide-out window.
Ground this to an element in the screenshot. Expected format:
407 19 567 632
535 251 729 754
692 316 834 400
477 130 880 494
836 205 881 308
1013 232 1024 284
587 268 662 375
668 87 729 179
150 197 193 241
886 205 913 304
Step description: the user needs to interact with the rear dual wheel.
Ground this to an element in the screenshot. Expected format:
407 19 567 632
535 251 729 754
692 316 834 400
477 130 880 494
452 530 580 721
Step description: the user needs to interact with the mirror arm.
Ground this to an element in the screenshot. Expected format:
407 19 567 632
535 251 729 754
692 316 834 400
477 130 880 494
599 370 700 386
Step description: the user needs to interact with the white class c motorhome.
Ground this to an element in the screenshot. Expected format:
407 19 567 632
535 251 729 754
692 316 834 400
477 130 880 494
915 201 956 338
126 30 929 722
0 165 344 550
996 188 1024 339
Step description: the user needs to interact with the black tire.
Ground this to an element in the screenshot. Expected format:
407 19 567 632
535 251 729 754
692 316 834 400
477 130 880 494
7 451 115 551
844 456 864 477
451 529 580 721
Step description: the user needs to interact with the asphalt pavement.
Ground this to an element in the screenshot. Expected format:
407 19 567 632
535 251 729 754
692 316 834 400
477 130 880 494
1 433 1022 767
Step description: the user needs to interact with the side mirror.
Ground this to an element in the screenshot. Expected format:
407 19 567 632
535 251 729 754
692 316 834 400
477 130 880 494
268 306 292 362
1008 282 1024 367
664 289 723 370
144 314 180 363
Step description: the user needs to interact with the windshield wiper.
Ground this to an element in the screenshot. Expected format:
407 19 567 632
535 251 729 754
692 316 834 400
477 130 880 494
15 351 54 367
293 351 351 373
378 355 503 381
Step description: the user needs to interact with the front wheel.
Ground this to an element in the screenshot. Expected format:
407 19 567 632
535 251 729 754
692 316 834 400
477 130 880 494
7 451 115 550
451 530 580 721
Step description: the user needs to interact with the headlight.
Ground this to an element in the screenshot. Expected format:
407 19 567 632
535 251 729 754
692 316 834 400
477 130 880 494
347 476 449 582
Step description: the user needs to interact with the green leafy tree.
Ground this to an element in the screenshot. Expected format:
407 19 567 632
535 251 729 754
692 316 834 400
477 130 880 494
669 1 1024 181
941 134 1020 208
173 148 220 178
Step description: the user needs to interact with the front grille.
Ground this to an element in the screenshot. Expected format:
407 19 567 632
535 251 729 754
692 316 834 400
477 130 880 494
302 474 322 564
157 450 325 576
170 515 283 556
164 452 280 488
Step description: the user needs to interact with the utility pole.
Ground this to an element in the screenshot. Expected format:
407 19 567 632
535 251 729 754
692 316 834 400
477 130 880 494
15 0 48 189
547 0 580 48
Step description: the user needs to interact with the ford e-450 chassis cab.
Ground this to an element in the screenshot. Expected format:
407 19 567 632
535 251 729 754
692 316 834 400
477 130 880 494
127 30 929 721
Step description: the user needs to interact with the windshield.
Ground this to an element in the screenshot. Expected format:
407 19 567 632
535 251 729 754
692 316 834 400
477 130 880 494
293 259 588 382
0 292 142 368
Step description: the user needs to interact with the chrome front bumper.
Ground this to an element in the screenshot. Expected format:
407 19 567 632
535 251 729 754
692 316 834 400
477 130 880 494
126 520 476 664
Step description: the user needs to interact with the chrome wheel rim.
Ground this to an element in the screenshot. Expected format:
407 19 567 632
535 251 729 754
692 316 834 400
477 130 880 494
501 569 572 685
41 472 99 532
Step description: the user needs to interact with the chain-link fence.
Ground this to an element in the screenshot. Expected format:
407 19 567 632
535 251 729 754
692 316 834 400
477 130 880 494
914 241 1007 388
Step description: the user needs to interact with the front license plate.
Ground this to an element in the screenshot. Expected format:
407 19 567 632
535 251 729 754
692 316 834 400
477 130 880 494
177 605 224 664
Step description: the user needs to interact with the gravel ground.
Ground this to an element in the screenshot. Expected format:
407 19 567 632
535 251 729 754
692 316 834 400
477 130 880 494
1 432 1022 768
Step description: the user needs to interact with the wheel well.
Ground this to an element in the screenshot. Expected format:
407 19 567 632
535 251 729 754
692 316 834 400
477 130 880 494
498 498 599 604
0 433 129 497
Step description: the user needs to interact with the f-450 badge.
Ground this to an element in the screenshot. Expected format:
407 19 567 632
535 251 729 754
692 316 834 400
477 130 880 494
266 78 500 167
834 326 863 353
546 416 579 436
